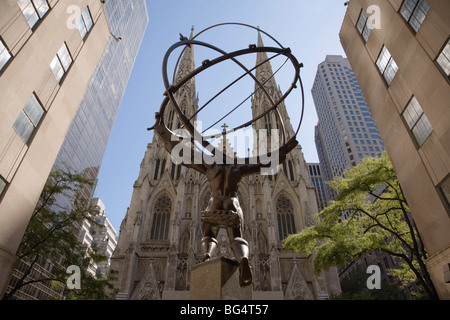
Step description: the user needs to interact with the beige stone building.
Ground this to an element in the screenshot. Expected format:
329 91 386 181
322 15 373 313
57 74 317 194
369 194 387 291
0 0 111 294
340 0 450 299
110 31 341 300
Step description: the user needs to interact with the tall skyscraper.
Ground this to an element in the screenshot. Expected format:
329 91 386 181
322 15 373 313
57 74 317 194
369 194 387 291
312 55 385 211
340 0 450 299
53 0 148 202
0 0 112 293
110 31 341 300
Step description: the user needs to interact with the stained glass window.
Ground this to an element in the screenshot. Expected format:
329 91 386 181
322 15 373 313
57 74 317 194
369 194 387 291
150 194 172 240
276 195 296 241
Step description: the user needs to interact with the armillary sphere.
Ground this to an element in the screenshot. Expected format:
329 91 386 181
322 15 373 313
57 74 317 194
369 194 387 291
149 22 305 164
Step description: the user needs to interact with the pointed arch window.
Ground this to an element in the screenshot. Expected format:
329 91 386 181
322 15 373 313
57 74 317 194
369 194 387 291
171 163 182 180
150 194 172 240
282 162 288 177
153 159 160 180
160 159 166 177
177 103 187 129
167 108 175 130
282 160 295 181
171 163 176 180
276 195 296 241
264 113 272 137
176 164 182 180
288 160 295 181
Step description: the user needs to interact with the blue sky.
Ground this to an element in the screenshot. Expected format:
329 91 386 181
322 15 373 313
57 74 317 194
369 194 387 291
96 0 348 234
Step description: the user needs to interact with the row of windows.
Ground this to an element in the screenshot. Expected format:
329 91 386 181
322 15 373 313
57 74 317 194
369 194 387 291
282 160 295 182
357 0 449 82
308 164 321 177
149 193 298 242
355 1 444 149
9 5 94 141
0 3 93 75
375 46 433 146
154 159 182 181
1 4 95 198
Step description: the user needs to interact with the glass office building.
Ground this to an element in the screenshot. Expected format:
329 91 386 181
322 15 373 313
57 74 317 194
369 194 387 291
53 0 149 200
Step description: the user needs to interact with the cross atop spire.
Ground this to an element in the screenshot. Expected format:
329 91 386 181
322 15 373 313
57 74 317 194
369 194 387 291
221 123 228 134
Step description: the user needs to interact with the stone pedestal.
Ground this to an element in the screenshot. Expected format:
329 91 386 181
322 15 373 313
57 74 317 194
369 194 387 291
190 257 252 300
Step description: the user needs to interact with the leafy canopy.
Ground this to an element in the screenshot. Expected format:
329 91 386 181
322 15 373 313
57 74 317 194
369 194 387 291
284 152 438 299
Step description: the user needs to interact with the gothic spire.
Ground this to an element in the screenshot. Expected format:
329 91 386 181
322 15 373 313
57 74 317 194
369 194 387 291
252 31 295 140
254 30 276 97
174 30 195 86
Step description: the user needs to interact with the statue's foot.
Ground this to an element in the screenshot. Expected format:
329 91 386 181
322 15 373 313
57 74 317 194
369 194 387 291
239 257 252 288
202 253 211 262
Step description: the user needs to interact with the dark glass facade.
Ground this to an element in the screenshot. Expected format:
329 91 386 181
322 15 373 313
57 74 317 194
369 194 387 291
52 0 148 200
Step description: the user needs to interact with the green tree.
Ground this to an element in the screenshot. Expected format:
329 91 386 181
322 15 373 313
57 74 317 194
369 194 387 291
284 152 439 300
3 166 117 300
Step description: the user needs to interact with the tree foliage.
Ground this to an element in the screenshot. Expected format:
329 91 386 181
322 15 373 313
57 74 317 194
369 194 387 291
3 166 117 300
284 152 438 300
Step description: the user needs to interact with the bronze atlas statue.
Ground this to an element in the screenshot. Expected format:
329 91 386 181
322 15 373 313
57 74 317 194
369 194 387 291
149 23 305 288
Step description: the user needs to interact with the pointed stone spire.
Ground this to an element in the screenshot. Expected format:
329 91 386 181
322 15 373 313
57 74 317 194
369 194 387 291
252 30 295 141
172 27 198 123
255 30 275 76
189 25 195 40
174 29 195 86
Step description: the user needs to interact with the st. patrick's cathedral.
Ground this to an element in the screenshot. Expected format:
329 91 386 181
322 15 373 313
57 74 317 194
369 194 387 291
110 30 341 300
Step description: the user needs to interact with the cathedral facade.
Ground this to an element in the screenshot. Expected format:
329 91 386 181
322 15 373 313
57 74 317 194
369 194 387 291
110 31 341 300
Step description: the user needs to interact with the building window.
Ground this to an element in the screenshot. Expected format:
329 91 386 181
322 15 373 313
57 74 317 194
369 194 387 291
438 175 450 213
356 9 372 42
402 96 433 147
171 163 176 180
17 0 50 29
77 6 93 40
13 93 45 144
50 43 72 83
0 39 12 72
282 162 288 178
176 164 181 180
436 38 450 80
288 160 295 182
376 46 398 85
264 113 272 137
153 159 160 180
0 176 7 199
167 108 175 130
160 159 166 177
400 0 430 33
150 194 172 240
276 195 296 241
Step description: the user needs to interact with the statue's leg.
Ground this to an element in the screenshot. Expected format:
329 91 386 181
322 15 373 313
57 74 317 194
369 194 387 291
228 227 252 287
201 223 218 262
